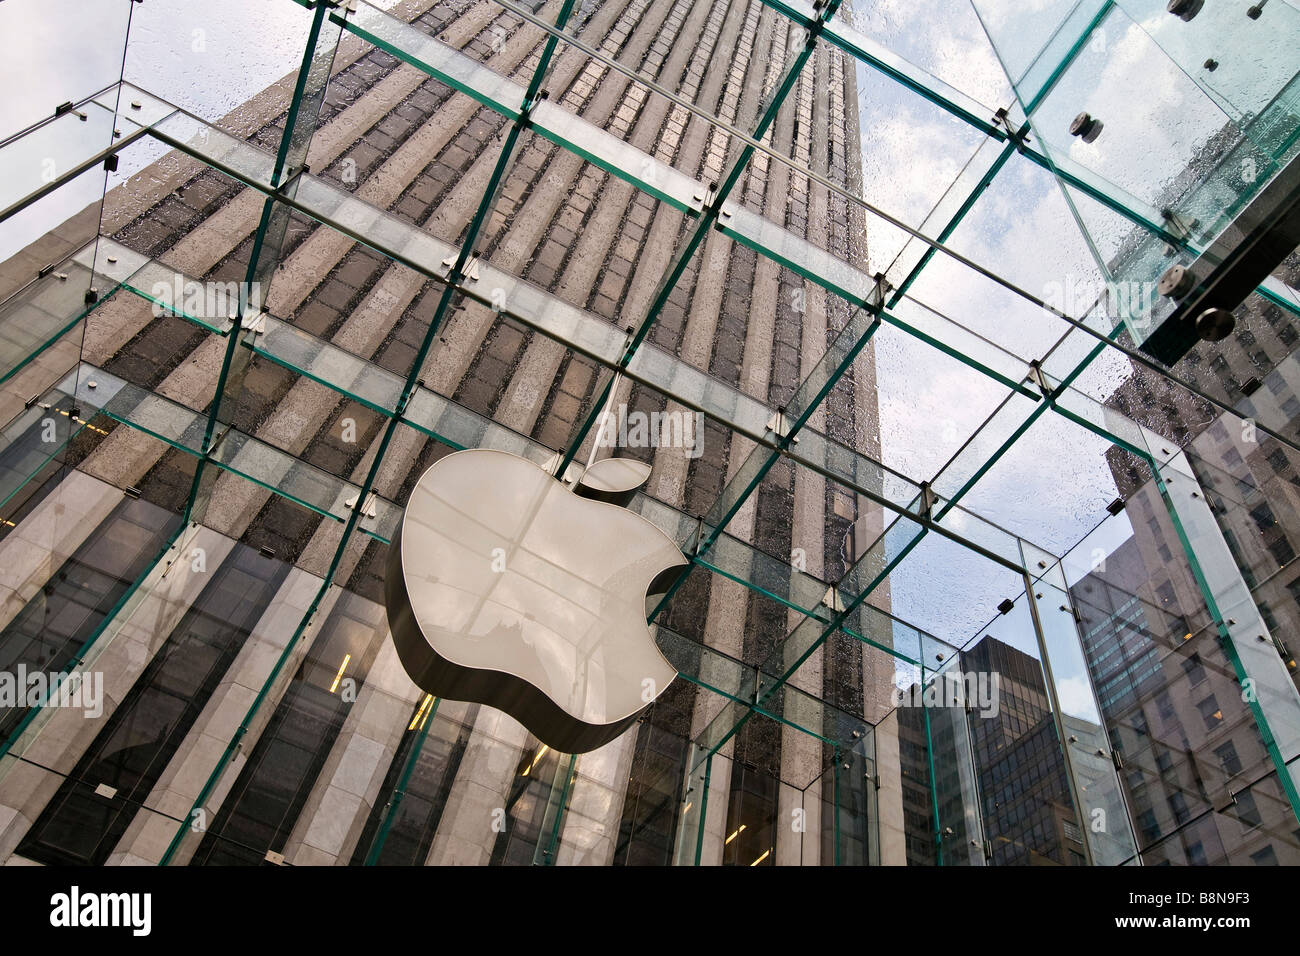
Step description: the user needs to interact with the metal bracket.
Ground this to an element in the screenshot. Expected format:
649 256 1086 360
689 514 706 556
918 481 936 521
866 272 891 310
1160 207 1199 256
54 101 87 122
991 108 1029 151
345 491 378 518
765 408 799 444
693 181 717 215
276 163 310 195
441 253 481 283
1026 360 1053 400
542 450 582 485
240 310 267 334
821 584 846 614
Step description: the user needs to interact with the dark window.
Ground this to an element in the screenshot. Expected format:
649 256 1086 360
191 592 388 866
350 701 476 866
1251 845 1279 865
1157 692 1176 721
1236 791 1263 828
1250 502 1278 533
1215 741 1242 776
0 498 180 746
15 545 288 866
1137 809 1161 844
1168 792 1190 825
1182 652 1206 687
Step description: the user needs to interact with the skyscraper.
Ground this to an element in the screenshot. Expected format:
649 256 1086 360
0 0 891 866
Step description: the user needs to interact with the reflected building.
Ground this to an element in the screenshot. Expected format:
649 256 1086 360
1070 529 1300 864
897 637 1081 867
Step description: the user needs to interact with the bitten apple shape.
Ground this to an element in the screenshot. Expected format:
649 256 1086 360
385 448 686 754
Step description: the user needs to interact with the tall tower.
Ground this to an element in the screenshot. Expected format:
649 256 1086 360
0 0 890 866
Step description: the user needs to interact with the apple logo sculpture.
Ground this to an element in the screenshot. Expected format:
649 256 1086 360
385 449 686 754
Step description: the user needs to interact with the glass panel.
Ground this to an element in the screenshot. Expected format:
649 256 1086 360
0 0 132 141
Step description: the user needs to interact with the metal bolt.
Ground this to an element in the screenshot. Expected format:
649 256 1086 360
1158 263 1196 298
1068 111 1103 143
1203 58 1219 72
1195 307 1235 342
1168 0 1203 20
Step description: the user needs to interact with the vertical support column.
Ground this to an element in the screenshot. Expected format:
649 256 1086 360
1158 449 1300 825
533 753 578 865
672 744 711 865
184 0 345 529
1026 565 1139 865
926 667 988 866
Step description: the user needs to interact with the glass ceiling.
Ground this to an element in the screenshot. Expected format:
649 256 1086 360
1 0 1299 866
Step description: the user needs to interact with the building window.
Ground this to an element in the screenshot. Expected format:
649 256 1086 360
1250 502 1278 533
1259 601 1280 632
1168 792 1191 825
1269 536 1296 567
15 545 289 866
1235 791 1263 828
1251 845 1279 865
1214 741 1242 776
1182 652 1206 686
1197 695 1224 731
1137 809 1161 845
1157 691 1176 721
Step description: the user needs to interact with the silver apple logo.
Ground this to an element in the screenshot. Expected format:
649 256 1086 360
385 449 686 753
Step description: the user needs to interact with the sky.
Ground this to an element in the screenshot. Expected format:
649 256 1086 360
2 0 1261 655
